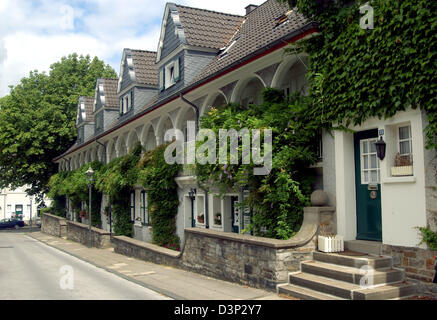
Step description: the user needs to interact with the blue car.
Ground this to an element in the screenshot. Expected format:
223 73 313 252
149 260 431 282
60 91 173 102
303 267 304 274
0 218 25 229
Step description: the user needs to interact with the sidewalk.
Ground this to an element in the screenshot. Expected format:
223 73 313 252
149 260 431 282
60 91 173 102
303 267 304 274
28 231 288 300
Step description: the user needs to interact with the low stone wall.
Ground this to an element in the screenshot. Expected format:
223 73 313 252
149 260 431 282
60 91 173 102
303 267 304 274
66 221 111 248
181 228 316 290
41 213 67 238
112 236 180 268
111 206 335 291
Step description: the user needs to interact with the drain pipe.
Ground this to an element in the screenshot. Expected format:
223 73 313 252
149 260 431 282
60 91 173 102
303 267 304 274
179 93 199 134
95 139 107 164
179 94 210 227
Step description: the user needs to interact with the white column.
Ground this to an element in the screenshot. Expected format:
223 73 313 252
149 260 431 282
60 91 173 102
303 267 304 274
335 130 357 241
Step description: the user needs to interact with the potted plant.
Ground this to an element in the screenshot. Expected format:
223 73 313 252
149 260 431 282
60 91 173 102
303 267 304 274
391 152 413 176
214 212 222 226
318 223 344 253
197 213 204 224
79 210 87 219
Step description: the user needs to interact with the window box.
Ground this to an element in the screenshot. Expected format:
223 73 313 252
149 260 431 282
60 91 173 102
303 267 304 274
318 235 344 253
391 165 413 176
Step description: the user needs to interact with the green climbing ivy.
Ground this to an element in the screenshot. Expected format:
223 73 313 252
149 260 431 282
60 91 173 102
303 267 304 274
138 144 182 250
195 88 320 239
282 0 436 151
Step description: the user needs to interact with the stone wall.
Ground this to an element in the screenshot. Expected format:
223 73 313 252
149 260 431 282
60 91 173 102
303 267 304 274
181 228 316 290
382 244 437 283
66 221 111 248
112 235 181 268
41 213 67 238
111 207 334 291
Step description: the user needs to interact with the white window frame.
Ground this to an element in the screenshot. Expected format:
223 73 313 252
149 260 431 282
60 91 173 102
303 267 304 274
165 61 176 89
141 190 149 225
398 124 412 156
360 138 380 185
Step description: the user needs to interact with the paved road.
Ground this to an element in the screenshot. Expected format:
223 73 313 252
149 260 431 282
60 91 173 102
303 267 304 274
0 232 171 300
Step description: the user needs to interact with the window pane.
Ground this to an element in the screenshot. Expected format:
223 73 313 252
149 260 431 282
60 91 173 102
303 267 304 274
370 154 377 169
370 170 377 183
363 171 368 183
370 140 376 153
399 126 410 140
362 141 368 154
363 155 368 169
400 141 411 155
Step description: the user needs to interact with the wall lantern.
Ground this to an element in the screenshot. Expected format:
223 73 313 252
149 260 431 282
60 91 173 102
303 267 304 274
375 136 386 161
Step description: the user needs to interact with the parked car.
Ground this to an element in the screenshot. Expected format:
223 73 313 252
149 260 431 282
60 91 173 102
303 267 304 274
0 218 25 229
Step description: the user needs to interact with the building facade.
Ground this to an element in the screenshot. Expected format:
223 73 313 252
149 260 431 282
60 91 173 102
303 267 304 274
53 0 437 271
0 187 41 222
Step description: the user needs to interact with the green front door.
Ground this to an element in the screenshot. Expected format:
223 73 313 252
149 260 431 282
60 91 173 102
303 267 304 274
15 205 23 220
354 129 382 241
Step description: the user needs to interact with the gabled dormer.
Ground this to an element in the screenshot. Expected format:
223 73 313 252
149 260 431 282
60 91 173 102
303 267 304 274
93 78 119 134
156 3 244 99
117 49 158 119
76 96 95 144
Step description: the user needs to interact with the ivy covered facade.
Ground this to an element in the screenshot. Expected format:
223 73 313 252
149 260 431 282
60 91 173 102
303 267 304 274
51 0 436 256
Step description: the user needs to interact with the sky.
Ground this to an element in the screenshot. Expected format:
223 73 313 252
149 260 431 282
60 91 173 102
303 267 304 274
0 0 268 98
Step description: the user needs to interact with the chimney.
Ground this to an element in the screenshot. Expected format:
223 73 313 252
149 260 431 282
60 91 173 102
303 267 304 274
245 4 258 15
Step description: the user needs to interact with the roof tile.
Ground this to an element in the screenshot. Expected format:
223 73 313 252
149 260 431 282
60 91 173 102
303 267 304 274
130 50 158 86
175 4 244 50
192 0 310 83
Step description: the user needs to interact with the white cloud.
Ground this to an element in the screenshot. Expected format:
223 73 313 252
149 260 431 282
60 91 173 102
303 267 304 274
0 0 269 97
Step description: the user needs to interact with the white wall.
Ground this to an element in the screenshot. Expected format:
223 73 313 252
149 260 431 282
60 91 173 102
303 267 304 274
334 108 428 248
0 187 41 221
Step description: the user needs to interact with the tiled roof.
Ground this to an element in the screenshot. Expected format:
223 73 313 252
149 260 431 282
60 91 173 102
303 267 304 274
175 4 244 50
101 78 119 109
130 50 158 86
192 0 311 83
81 96 95 122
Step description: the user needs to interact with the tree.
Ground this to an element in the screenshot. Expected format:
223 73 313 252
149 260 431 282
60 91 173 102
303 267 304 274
0 53 116 197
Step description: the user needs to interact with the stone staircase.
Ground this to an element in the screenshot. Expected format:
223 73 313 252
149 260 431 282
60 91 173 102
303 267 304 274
278 251 418 300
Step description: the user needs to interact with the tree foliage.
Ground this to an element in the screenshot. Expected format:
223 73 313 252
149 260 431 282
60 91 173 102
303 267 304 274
0 53 116 197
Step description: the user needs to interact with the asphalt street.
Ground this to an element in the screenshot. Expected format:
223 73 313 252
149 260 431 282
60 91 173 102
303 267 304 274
0 232 171 300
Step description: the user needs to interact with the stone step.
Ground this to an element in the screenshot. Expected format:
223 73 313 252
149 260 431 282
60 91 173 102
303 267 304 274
353 282 418 300
301 260 404 285
278 284 345 300
289 272 417 300
289 272 357 299
313 251 392 269
345 240 383 255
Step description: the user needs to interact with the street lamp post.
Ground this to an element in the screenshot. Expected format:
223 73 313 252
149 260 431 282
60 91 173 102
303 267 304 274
86 166 95 248
29 195 33 233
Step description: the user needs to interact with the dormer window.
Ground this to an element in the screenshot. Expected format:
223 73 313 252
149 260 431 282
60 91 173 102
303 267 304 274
160 57 181 92
77 126 84 144
80 102 86 121
120 91 134 115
